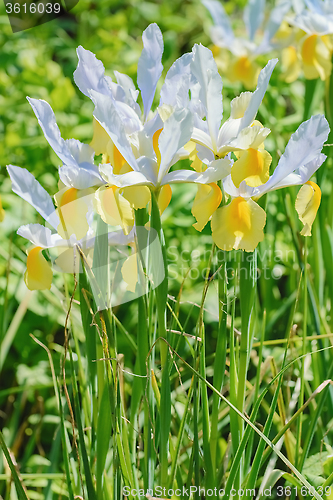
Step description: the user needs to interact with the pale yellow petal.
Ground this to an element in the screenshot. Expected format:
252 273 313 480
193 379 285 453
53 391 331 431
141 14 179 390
192 183 222 232
231 148 271 188
55 187 90 240
301 34 332 80
211 197 266 252
295 181 321 236
121 253 138 293
281 46 301 83
122 185 151 209
158 184 172 214
24 246 53 291
95 185 134 231
90 118 110 155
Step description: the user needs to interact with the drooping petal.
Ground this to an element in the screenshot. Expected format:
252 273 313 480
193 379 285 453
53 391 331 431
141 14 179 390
192 183 222 231
7 165 59 229
231 148 272 187
24 246 53 291
252 114 329 197
137 23 164 120
157 184 172 214
211 197 266 251
295 180 321 236
121 253 138 293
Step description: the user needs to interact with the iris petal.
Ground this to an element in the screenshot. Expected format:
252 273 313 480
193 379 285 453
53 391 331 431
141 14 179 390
211 197 266 251
295 180 321 236
24 246 53 291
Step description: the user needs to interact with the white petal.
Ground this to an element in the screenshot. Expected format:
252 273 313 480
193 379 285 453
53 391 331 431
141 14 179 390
137 23 164 120
240 59 278 130
202 0 234 44
257 1 291 54
158 109 193 182
271 154 326 189
160 53 193 108
90 90 140 171
256 115 329 196
99 165 152 188
17 224 65 248
243 0 265 41
74 46 111 98
162 158 231 185
7 165 59 228
191 44 223 152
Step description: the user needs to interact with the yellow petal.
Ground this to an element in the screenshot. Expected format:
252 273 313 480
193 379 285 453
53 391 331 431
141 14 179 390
281 46 301 83
192 183 222 232
231 148 271 188
229 56 260 89
121 253 138 293
158 184 172 214
211 197 266 252
95 185 134 232
295 181 321 236
90 118 110 155
24 246 53 291
301 34 332 80
55 187 90 240
184 141 203 172
122 185 151 209
0 195 5 222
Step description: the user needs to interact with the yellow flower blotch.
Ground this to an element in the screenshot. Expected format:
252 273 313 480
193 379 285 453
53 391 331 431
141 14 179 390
231 148 271 188
95 185 134 231
229 56 260 89
295 180 321 236
24 246 53 291
192 183 222 232
153 128 163 166
211 197 266 251
301 34 332 80
56 187 89 241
